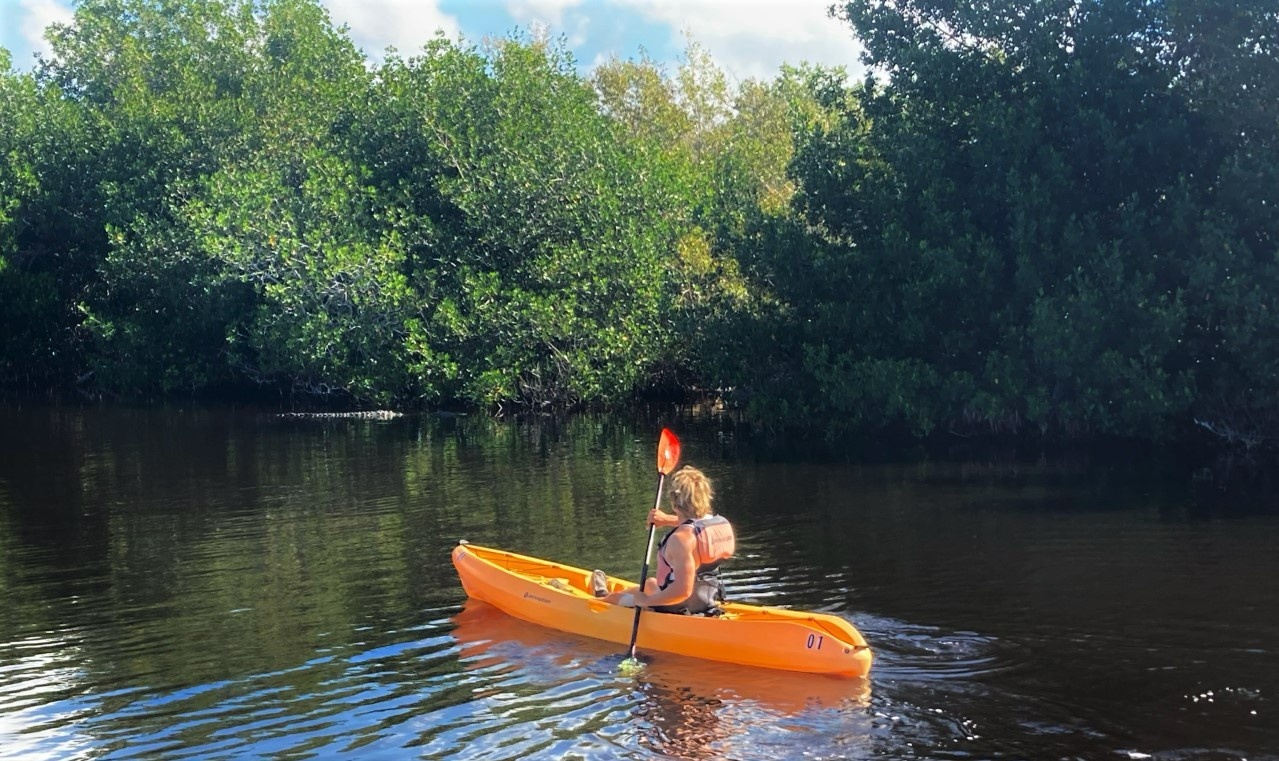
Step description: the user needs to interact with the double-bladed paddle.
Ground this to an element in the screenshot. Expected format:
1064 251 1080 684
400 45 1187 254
618 427 681 673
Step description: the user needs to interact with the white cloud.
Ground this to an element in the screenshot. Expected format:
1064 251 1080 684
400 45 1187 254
499 1 591 50
320 0 460 61
14 0 74 61
613 0 864 82
505 0 585 29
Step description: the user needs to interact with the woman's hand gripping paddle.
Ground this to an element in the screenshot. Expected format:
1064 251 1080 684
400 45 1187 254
618 428 681 675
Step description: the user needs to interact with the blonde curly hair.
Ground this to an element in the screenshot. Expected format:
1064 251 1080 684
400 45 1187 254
669 466 714 518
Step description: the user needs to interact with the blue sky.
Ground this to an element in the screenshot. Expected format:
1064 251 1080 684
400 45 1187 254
1 0 865 83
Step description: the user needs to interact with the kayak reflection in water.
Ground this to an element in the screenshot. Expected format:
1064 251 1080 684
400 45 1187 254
595 466 736 615
637 679 728 759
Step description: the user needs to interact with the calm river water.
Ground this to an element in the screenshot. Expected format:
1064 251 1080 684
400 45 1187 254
0 405 1275 760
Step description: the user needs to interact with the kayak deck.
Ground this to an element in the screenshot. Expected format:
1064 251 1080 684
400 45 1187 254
451 542 873 677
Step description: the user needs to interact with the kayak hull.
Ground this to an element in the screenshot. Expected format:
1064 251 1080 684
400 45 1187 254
451 542 873 677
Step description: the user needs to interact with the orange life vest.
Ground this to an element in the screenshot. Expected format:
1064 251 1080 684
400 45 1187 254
690 514 735 571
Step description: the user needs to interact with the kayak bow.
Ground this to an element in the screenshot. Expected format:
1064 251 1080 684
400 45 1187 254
451 542 873 678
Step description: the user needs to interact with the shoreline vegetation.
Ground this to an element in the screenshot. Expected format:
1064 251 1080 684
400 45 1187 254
2 0 1277 456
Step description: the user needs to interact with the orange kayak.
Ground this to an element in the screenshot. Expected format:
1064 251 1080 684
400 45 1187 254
451 542 873 677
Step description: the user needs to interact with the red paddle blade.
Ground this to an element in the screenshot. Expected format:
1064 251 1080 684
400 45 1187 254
657 428 681 475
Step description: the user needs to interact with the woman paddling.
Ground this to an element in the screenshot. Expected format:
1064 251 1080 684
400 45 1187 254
595 466 736 614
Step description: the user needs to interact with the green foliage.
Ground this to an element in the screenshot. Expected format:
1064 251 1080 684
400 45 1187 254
187 153 419 403
593 52 691 150
21 0 327 393
361 36 685 408
0 54 93 387
3 0 1277 450
732 0 1279 443
688 65 851 409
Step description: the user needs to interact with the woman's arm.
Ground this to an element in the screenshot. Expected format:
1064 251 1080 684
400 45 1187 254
647 508 682 528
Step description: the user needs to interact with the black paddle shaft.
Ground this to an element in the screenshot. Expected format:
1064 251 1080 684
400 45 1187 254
626 471 667 659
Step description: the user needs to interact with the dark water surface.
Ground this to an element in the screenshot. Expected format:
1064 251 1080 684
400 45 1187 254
1 405 1275 760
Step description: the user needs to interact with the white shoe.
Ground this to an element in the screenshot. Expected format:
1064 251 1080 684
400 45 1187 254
591 569 609 598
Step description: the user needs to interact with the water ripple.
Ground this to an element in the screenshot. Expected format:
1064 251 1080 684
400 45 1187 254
864 617 1020 681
